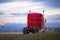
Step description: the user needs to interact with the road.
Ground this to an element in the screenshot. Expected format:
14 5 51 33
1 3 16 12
0 32 23 34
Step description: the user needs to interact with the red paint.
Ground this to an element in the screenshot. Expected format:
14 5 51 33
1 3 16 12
28 13 44 29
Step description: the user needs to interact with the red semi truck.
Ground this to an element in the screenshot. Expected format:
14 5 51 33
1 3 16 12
23 13 45 34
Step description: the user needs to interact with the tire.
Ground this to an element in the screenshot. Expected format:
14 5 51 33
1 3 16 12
23 27 29 34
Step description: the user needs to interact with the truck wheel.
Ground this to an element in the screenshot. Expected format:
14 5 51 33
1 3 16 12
23 27 29 34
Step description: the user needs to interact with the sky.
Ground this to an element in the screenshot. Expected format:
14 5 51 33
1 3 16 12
0 0 60 25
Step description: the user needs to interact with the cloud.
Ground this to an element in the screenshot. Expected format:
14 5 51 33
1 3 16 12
0 0 13 3
0 1 44 24
47 20 60 23
5 16 27 24
0 1 45 15
31 0 60 8
0 0 60 8
0 0 30 3
0 1 60 24
0 11 4 15
46 14 60 23
47 14 60 20
10 13 27 17
0 1 60 16
44 8 60 16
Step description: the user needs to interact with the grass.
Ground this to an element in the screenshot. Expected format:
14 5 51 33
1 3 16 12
0 32 60 40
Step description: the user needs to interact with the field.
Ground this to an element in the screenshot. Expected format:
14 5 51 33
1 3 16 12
0 32 60 40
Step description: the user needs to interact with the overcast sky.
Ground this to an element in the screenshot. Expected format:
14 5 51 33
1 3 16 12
0 0 60 24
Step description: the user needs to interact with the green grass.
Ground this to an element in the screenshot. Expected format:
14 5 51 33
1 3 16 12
0 33 60 40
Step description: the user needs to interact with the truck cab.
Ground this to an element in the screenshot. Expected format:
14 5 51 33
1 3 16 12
23 13 45 34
